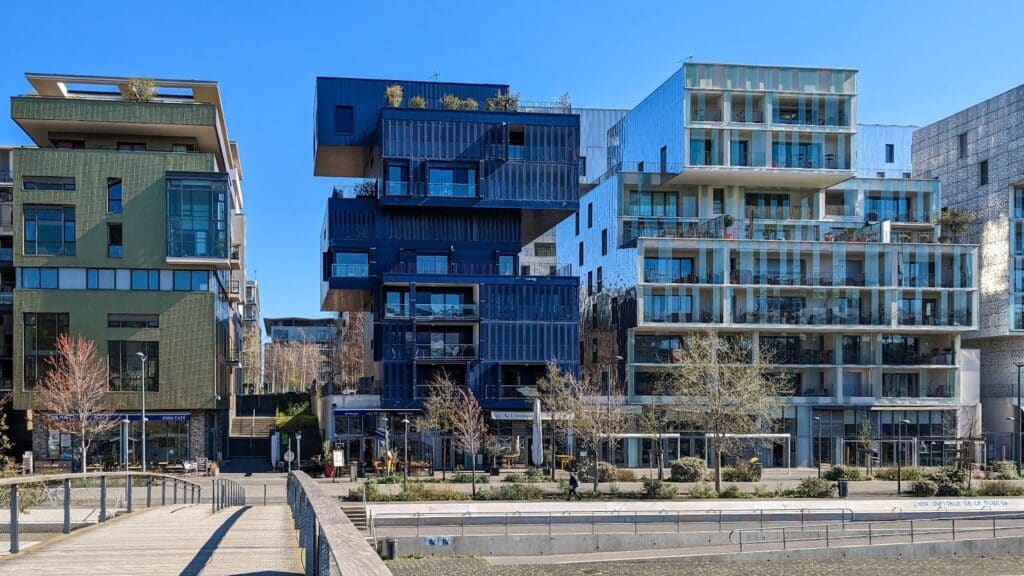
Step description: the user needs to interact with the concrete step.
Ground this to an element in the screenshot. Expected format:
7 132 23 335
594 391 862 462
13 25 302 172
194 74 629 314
230 416 276 438
341 503 368 530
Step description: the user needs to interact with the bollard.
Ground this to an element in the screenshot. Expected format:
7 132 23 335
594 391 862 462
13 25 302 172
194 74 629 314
10 485 19 554
146 476 152 508
99 476 107 522
63 478 71 534
173 479 178 504
127 475 133 513
264 482 267 506
162 477 167 505
212 480 217 513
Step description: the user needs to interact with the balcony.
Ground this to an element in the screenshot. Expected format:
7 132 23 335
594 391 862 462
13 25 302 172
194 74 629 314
730 271 887 288
899 273 973 289
230 245 241 271
0 248 12 263
0 171 10 184
415 343 476 360
643 271 723 285
227 280 241 303
620 216 728 245
388 261 573 277
414 303 478 320
732 308 891 327
882 350 955 366
643 309 720 324
773 349 836 365
898 312 972 328
331 263 369 278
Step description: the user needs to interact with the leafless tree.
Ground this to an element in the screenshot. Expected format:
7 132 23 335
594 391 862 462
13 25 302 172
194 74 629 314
450 386 488 496
659 330 785 491
538 363 625 491
264 339 323 393
331 312 366 393
241 328 262 393
418 370 461 481
35 335 119 473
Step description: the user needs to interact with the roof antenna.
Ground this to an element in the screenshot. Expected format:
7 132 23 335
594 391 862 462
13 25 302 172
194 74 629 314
429 70 440 80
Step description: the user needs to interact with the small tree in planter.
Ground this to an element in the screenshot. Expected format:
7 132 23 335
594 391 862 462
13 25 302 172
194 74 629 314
385 84 404 107
935 209 973 243
323 441 335 478
450 387 487 496
409 96 426 108
722 214 735 239
486 90 520 111
126 78 155 102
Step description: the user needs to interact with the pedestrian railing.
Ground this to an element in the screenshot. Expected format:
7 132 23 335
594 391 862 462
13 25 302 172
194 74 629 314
287 471 391 576
0 471 203 554
729 511 1024 552
368 507 855 538
211 477 246 512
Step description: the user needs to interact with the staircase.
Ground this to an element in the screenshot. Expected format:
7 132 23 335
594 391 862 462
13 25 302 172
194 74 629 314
230 416 276 438
341 503 369 531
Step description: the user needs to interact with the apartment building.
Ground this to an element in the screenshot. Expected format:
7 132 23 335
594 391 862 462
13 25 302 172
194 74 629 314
913 83 1024 460
242 280 262 394
9 74 247 466
316 77 580 467
557 63 981 469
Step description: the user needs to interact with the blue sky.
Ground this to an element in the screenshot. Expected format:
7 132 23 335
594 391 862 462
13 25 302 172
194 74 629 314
4 1 1023 321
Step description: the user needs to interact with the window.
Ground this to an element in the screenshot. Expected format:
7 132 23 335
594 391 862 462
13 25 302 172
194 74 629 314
596 266 603 292
575 213 580 235
334 105 354 135
166 175 229 258
660 146 668 172
903 172 912 179
578 241 584 266
416 254 448 275
171 144 195 154
173 270 209 291
24 313 68 389
385 163 409 196
958 133 967 159
578 156 587 177
533 242 555 257
23 177 75 191
508 125 525 160
885 144 895 163
427 166 476 197
108 341 159 392
130 270 160 291
51 139 84 149
979 160 989 185
117 142 146 152
520 265 530 275
107 178 123 213
601 229 608 255
876 171 886 178
86 269 117 290
498 254 514 276
21 268 58 289
24 206 75 256
587 271 593 296
637 161 645 172
713 188 725 215
333 252 369 277
587 203 593 228
107 223 123 258
108 314 159 328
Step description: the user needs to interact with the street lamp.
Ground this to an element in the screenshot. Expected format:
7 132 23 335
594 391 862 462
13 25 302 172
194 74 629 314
401 416 410 484
813 414 821 479
296 431 303 470
897 418 911 494
1014 360 1024 475
135 352 148 473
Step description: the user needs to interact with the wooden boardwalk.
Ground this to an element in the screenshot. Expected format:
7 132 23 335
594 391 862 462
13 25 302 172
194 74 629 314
0 504 303 575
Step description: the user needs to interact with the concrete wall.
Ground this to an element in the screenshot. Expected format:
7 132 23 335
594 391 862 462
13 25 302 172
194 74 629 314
857 124 915 179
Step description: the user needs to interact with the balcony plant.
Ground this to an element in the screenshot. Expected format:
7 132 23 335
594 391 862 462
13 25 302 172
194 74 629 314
441 94 479 110
722 214 735 239
485 90 519 111
126 77 155 102
385 84 404 107
409 95 426 108
934 208 973 243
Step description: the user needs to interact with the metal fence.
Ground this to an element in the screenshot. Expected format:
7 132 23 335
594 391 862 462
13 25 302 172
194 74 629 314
211 477 246 512
0 472 204 554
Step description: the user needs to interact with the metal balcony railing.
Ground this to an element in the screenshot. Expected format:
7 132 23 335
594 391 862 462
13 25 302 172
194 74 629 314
0 171 10 184
414 343 476 360
414 303 478 320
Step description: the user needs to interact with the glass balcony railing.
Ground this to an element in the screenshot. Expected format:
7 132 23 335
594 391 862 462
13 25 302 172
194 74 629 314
385 181 409 196
384 304 409 318
414 303 478 319
414 343 476 360
427 183 477 198
643 271 724 284
331 263 369 278
0 248 12 262
0 171 10 184
898 312 972 327
732 308 891 326
643 309 720 324
882 350 955 366
508 145 524 161
899 273 973 289
773 349 836 365
620 216 728 244
730 271 888 287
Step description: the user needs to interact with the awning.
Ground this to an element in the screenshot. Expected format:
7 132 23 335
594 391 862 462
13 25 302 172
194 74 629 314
333 409 418 416
491 411 555 421
55 412 189 422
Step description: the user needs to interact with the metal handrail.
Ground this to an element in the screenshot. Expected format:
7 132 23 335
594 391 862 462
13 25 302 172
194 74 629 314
211 477 246 512
729 510 1024 552
2 471 203 554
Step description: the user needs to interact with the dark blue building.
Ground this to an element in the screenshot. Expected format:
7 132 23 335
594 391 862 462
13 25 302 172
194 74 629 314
316 77 580 417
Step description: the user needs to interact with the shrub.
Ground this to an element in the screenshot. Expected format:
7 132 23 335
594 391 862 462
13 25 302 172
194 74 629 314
977 480 1024 497
929 467 970 497
578 460 616 483
671 457 707 482
451 473 489 484
475 484 544 501
912 480 939 497
398 482 470 501
641 478 677 499
874 467 926 481
485 90 520 111
503 473 544 483
823 466 866 481
613 468 637 482
126 77 155 101
790 477 836 498
409 96 426 108
718 485 754 499
990 461 1020 480
440 94 479 110
690 483 717 499
721 460 761 482
385 84 404 107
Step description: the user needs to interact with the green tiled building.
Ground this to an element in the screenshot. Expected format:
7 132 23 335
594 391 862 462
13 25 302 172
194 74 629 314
9 74 247 467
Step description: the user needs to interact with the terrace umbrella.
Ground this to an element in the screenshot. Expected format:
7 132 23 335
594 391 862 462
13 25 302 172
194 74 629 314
531 397 544 467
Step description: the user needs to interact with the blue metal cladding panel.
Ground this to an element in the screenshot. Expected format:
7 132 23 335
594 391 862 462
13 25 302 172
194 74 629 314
612 68 684 167
316 77 508 149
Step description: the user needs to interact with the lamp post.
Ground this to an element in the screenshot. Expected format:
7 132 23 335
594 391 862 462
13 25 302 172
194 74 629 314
402 416 410 484
897 418 911 494
135 352 148 473
812 414 822 478
1014 361 1024 476
296 431 303 471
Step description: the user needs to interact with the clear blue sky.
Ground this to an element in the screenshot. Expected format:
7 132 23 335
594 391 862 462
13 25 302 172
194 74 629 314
4 1 1023 320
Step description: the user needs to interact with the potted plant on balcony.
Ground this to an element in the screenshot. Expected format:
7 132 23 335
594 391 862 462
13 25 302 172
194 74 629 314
409 95 426 108
485 436 503 476
934 208 973 243
323 441 335 478
722 214 735 239
385 84 404 107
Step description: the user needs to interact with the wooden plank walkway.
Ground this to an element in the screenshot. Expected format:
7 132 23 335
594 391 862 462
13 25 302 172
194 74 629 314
0 504 303 575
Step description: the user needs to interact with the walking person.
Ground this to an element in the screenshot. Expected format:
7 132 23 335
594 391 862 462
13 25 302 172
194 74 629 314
567 471 582 501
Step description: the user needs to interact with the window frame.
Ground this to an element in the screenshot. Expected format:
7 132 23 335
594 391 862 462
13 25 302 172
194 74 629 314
107 178 123 213
334 105 355 135
23 205 76 256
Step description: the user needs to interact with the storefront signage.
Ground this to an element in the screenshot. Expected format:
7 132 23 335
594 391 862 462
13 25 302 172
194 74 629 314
54 412 190 422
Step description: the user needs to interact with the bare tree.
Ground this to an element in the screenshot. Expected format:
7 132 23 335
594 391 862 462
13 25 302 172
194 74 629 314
538 363 625 491
418 370 461 481
659 330 784 491
857 418 876 475
331 312 366 393
35 335 119 473
264 340 323 393
638 403 668 480
241 328 262 393
450 386 487 496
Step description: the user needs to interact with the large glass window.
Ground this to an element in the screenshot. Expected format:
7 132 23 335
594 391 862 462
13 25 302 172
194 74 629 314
24 313 68 389
86 269 117 290
24 206 75 256
173 270 209 291
427 166 476 197
21 267 58 289
167 176 228 259
416 254 448 275
108 341 159 392
498 254 514 276
385 164 409 196
107 178 123 213
333 252 368 277
131 270 161 291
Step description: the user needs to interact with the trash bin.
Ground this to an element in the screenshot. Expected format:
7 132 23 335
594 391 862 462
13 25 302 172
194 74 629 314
349 462 359 482
385 538 398 559
838 479 849 498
